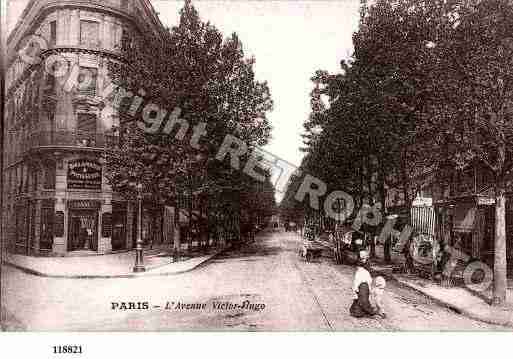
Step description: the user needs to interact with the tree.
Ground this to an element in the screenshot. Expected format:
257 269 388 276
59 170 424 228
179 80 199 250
425 0 513 305
106 1 274 244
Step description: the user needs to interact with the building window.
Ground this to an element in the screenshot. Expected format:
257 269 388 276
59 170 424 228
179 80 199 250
7 171 11 194
50 21 57 46
77 113 97 146
80 20 100 47
32 167 39 191
19 166 24 193
45 72 56 95
24 166 30 193
7 100 14 129
121 0 129 9
77 113 97 133
13 93 18 122
78 67 98 96
4 171 9 195
21 82 28 111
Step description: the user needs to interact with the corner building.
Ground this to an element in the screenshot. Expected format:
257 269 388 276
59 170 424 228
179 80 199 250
3 0 166 256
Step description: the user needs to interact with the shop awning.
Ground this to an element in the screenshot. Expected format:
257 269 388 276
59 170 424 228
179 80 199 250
453 205 476 232
163 207 206 225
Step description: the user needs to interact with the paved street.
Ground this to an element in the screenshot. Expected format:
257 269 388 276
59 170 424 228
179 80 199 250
1 231 506 331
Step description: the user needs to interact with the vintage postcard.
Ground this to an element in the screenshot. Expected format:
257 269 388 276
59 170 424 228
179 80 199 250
2 0 513 338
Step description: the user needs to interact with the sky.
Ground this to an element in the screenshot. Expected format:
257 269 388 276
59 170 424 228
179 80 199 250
6 0 360 167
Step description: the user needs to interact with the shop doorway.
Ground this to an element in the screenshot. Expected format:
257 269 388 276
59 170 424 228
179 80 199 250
68 210 98 252
112 209 127 251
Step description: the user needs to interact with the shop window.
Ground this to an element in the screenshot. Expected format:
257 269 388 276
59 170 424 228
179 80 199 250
43 161 56 189
80 20 100 47
40 205 55 251
54 211 65 237
112 202 127 250
50 21 57 46
29 202 37 253
15 204 28 254
78 67 98 96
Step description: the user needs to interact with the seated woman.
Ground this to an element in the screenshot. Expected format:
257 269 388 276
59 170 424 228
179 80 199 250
350 250 378 318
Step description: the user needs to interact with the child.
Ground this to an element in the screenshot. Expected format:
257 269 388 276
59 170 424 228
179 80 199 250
372 276 387 318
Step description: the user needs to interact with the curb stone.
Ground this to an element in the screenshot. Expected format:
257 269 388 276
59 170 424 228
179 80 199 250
2 245 232 280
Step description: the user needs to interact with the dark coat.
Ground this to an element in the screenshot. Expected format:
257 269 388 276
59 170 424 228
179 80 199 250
350 282 377 318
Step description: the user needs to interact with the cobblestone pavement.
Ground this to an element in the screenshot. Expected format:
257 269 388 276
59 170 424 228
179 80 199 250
1 231 506 331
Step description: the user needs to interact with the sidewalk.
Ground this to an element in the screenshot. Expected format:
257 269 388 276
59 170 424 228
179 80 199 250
312 236 513 328
3 245 231 279
371 246 513 328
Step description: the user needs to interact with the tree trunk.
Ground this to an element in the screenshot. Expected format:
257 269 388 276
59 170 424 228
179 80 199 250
493 184 507 305
173 201 180 261
373 164 387 259
206 200 211 248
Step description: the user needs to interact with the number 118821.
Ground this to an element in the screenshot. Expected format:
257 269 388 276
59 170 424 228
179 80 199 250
53 346 83 354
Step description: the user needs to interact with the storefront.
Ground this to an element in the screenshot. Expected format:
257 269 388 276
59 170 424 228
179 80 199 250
67 200 101 252
435 195 495 266
6 155 133 256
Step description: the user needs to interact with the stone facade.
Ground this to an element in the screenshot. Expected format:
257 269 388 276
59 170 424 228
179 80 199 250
3 0 165 256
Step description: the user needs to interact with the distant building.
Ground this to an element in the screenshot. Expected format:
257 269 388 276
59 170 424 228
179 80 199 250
3 0 165 256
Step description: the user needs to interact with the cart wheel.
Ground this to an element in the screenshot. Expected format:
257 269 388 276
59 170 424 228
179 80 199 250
336 244 341 264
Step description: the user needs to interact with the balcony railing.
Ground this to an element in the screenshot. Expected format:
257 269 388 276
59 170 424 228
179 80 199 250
22 131 118 150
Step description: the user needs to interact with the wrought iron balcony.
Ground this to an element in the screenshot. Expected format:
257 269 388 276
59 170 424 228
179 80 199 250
23 131 118 150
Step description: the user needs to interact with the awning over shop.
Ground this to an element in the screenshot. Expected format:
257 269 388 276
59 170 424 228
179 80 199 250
163 206 206 225
453 204 476 232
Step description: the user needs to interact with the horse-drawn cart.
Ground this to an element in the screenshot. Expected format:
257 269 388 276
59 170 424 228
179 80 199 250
299 242 324 262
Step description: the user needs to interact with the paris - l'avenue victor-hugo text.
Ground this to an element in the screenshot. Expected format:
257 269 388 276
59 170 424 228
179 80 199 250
111 301 266 312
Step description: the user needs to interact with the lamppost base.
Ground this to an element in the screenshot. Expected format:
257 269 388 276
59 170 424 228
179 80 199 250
133 265 146 273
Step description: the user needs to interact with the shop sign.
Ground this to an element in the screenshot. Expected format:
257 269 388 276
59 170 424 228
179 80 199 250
68 200 102 209
68 159 102 190
477 197 495 206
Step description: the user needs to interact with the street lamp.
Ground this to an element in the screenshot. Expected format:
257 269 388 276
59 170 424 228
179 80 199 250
133 182 146 273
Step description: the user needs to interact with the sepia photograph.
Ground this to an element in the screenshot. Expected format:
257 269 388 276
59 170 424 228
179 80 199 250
1 0 513 338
